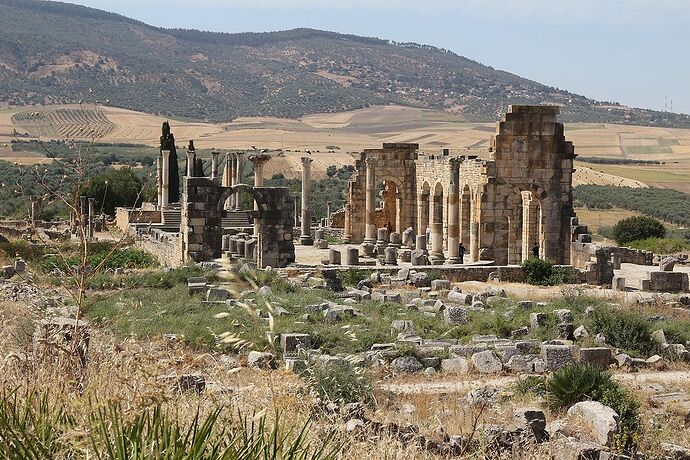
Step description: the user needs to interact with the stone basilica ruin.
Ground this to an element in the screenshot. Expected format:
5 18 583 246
343 105 575 266
118 105 686 291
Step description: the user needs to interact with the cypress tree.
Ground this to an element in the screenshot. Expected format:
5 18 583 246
159 121 180 203
194 158 205 177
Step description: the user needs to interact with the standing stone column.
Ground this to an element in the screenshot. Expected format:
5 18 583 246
300 156 313 245
186 150 195 177
87 198 96 240
234 153 243 211
222 153 233 210
79 195 87 237
469 194 480 262
160 150 170 208
293 194 300 228
447 158 461 263
210 151 219 180
30 196 37 227
250 153 270 236
430 194 445 265
364 157 377 245
326 201 332 227
250 153 270 187
156 155 162 208
343 203 352 243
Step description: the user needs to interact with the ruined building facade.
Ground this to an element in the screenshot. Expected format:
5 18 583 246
343 105 577 266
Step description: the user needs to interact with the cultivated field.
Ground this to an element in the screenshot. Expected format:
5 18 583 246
2 104 690 187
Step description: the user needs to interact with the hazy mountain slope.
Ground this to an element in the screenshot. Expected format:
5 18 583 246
0 0 687 127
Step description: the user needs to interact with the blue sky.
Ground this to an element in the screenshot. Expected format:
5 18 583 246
68 0 690 114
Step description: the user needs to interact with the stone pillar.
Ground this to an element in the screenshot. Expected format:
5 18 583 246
250 154 270 237
469 194 480 262
416 235 427 254
161 150 170 208
79 195 87 236
343 203 352 243
384 246 398 266
447 158 461 263
156 155 162 208
293 194 300 228
300 156 313 245
376 227 388 254
326 201 332 227
345 247 359 266
234 153 243 211
430 195 445 265
250 154 269 187
186 150 195 177
329 249 341 265
30 197 37 227
222 153 233 210
228 153 237 209
364 157 377 245
87 198 95 240
210 151 219 180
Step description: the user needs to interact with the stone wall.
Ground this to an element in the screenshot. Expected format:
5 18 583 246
343 106 576 267
181 177 295 268
115 208 161 233
345 143 418 242
135 229 182 267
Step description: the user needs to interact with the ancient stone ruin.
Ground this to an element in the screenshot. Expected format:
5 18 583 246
344 105 576 266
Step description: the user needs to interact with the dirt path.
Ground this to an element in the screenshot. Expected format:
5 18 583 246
379 371 690 395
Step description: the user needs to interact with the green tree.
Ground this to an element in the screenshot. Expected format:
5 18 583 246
611 216 666 245
84 168 144 215
326 165 337 178
159 121 180 203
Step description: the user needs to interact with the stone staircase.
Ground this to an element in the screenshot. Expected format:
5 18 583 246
222 211 253 228
161 210 182 230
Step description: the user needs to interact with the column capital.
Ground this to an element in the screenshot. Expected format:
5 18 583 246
161 149 171 159
448 156 462 168
301 156 313 166
249 152 271 165
365 156 376 168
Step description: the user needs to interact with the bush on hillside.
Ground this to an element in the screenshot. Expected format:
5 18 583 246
611 216 665 245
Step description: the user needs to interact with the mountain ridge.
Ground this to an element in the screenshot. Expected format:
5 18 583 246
0 0 688 127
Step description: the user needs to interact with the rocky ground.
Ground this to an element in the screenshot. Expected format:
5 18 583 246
1 256 690 459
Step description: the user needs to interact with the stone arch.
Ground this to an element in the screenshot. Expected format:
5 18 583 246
378 174 406 233
521 190 545 262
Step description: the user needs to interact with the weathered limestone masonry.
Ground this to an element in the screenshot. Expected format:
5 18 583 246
343 106 576 266
180 176 295 268
345 143 418 247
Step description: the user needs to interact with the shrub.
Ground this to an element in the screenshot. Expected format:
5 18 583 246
521 258 574 286
339 268 370 287
0 388 339 459
587 307 653 357
298 353 373 406
546 363 641 451
627 237 690 254
513 376 546 398
611 216 665 245
545 363 613 411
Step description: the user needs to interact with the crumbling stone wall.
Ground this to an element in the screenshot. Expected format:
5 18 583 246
343 105 576 266
345 143 418 242
181 177 295 268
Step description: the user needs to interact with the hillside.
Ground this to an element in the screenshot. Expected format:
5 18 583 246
0 0 689 127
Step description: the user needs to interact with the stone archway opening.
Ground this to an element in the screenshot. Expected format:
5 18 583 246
521 190 544 262
377 179 401 233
